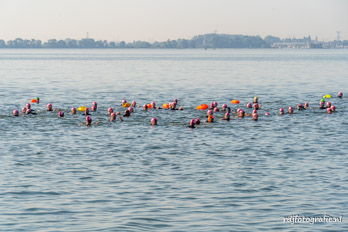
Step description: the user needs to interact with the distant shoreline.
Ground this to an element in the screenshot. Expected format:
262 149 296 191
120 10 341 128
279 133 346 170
1 33 347 49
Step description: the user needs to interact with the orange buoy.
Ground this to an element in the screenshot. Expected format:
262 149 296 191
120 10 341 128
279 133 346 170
196 104 208 110
162 103 169 109
231 100 240 104
147 104 153 109
31 99 38 103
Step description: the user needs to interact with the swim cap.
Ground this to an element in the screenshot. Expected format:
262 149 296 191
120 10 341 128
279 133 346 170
108 107 113 114
71 107 77 114
26 103 31 109
207 109 213 115
252 113 258 120
12 110 19 116
128 107 134 113
21 107 27 113
194 118 201 125
288 106 294 114
58 111 64 117
337 91 343 98
86 116 92 125
330 105 336 112
151 117 158 125
304 102 309 108
279 108 285 114
110 112 116 121
47 104 53 111
252 109 257 114
213 107 219 112
253 103 259 109
91 105 97 111
189 119 195 127
92 101 97 106
327 108 332 114
326 102 331 108
246 103 252 108
121 99 127 104
222 104 227 109
131 101 136 107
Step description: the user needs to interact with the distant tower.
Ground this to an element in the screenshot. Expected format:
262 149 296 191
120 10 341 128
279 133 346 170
336 31 341 41
86 32 89 39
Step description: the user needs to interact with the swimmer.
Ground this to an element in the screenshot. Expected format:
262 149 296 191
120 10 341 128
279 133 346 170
252 109 257 114
253 103 260 110
279 108 285 115
91 105 97 112
304 102 309 109
253 96 258 103
222 112 230 121
58 111 64 117
213 107 219 112
47 103 53 111
26 103 31 109
151 117 157 126
207 109 213 117
207 115 214 123
327 108 332 114
337 91 343 98
189 119 196 128
128 107 134 113
121 99 127 105
169 102 177 110
151 101 156 109
252 113 258 121
131 100 136 107
21 107 27 113
109 112 116 121
246 103 252 108
194 118 201 125
86 116 92 126
83 108 90 116
319 101 325 109
108 107 114 115
326 102 331 108
92 101 97 106
26 108 36 115
173 99 178 104
297 104 304 111
12 110 19 116
238 109 245 118
143 104 148 111
330 105 336 112
71 107 77 114
221 104 228 111
288 106 294 114
123 109 131 117
264 112 270 116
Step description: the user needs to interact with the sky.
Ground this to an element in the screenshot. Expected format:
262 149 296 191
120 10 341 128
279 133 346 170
0 0 347 42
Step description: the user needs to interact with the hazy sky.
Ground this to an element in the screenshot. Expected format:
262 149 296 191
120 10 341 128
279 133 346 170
0 0 347 41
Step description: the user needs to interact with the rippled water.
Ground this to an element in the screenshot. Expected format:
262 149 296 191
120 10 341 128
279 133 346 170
0 49 347 231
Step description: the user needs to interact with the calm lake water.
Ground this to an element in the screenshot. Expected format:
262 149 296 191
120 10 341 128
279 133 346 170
0 49 347 231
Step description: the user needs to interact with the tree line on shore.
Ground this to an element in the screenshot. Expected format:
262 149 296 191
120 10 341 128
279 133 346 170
0 33 347 49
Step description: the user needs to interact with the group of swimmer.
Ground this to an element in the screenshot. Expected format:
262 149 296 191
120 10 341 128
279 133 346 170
11 91 343 128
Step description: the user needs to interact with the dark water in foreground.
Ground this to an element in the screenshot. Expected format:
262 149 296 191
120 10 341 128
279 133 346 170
0 49 347 231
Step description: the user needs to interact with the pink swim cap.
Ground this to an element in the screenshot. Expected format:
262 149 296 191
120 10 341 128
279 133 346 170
128 107 134 113
304 102 309 108
91 105 97 111
122 99 127 104
253 103 259 109
110 112 116 121
131 101 136 107
337 91 343 97
252 109 257 114
47 103 53 111
265 112 270 116
279 108 284 114
207 109 213 115
213 107 219 112
12 110 19 116
71 107 77 114
86 116 92 124
108 107 113 114
189 119 195 127
25 108 32 114
92 101 97 106
330 105 336 112
26 103 31 109
246 103 252 108
252 113 258 120
326 102 331 108
194 118 201 125
58 111 64 117
151 117 158 125
222 104 227 109
288 106 294 114
327 108 332 114
22 107 27 113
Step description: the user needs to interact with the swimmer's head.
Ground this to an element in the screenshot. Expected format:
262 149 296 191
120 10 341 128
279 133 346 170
288 106 294 114
189 119 196 128
110 112 116 121
108 107 113 115
224 112 230 120
170 102 177 109
91 105 97 112
71 107 77 114
327 108 332 114
252 109 257 114
194 118 201 125
222 104 227 110
86 116 92 126
26 103 31 109
92 101 97 106
124 109 131 117
25 108 32 114
326 102 331 108
213 107 219 112
279 108 285 115
128 107 134 113
58 111 64 117
253 103 259 110
304 102 309 108
173 99 178 104
12 110 19 116
207 109 213 116
47 103 53 111
121 99 127 104
330 105 336 112
238 109 245 117
246 103 252 108
21 107 27 113
151 101 156 108
264 112 270 116
337 91 343 98
131 100 136 107
319 101 325 108
151 117 157 126
84 108 89 115
297 104 304 110
143 104 148 110
252 113 258 121
253 96 258 103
